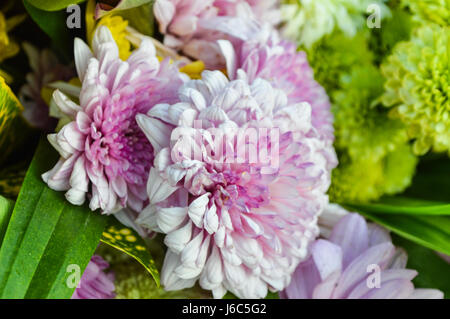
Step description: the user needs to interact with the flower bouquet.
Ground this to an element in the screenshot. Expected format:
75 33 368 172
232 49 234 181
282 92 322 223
0 0 448 300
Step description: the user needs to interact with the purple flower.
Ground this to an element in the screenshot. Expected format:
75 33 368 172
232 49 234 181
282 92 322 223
42 26 186 213
135 70 335 298
281 213 444 299
19 43 73 131
72 255 115 299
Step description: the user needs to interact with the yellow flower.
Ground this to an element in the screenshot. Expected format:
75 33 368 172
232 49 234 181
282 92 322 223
86 0 132 60
179 61 205 79
0 11 24 63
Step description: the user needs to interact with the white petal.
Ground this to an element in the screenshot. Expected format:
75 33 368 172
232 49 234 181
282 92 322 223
161 250 197 291
200 246 224 290
136 204 160 232
52 90 82 118
164 221 193 254
74 38 93 82
217 40 237 80
65 156 88 205
146 167 178 204
188 193 210 228
136 114 172 152
92 26 115 56
157 206 188 233
204 204 219 234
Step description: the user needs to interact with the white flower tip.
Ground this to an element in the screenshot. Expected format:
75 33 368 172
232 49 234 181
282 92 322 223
74 37 93 82
65 188 86 206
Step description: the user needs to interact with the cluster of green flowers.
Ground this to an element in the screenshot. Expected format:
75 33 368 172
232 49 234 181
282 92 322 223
381 22 449 156
282 0 448 203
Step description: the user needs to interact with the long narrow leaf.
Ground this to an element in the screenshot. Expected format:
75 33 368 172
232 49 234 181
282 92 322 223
101 217 160 286
354 210 450 256
0 195 14 246
0 139 108 299
347 197 450 216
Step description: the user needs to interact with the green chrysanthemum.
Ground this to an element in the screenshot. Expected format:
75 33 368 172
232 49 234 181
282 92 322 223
333 64 409 161
329 144 418 203
281 0 391 47
307 30 419 203
305 31 374 92
382 143 419 194
402 0 450 26
329 153 385 202
381 24 450 155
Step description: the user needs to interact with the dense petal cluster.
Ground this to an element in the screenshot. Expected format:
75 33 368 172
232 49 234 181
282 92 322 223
136 70 335 298
402 0 450 26
332 65 408 160
72 255 116 299
281 0 390 48
381 24 450 155
153 0 280 67
281 213 444 299
329 145 418 203
219 35 334 143
42 27 186 213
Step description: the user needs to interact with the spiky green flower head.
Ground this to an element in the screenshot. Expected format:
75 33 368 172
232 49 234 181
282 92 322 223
381 24 450 155
305 31 374 92
281 0 391 48
402 0 450 26
333 64 409 161
329 144 418 203
329 64 418 203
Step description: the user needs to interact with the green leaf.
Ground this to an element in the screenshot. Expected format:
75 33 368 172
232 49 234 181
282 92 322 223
0 77 25 167
24 0 86 11
0 139 108 299
101 217 159 286
0 195 14 246
23 0 72 58
353 210 450 256
346 197 450 216
95 0 153 18
0 162 27 200
393 235 450 299
118 2 154 36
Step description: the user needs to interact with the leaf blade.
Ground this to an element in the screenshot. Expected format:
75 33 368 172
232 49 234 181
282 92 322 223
0 139 108 299
25 0 86 11
101 217 160 286
347 197 450 216
353 210 450 256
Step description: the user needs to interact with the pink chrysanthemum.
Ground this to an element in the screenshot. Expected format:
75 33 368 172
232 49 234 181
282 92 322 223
72 255 115 299
135 70 335 298
154 0 280 68
281 213 444 299
42 26 186 213
219 35 334 143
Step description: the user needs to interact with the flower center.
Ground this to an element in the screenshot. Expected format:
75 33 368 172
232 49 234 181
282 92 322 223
208 164 271 214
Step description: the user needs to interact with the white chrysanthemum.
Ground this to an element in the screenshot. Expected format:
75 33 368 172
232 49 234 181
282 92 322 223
281 0 391 47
